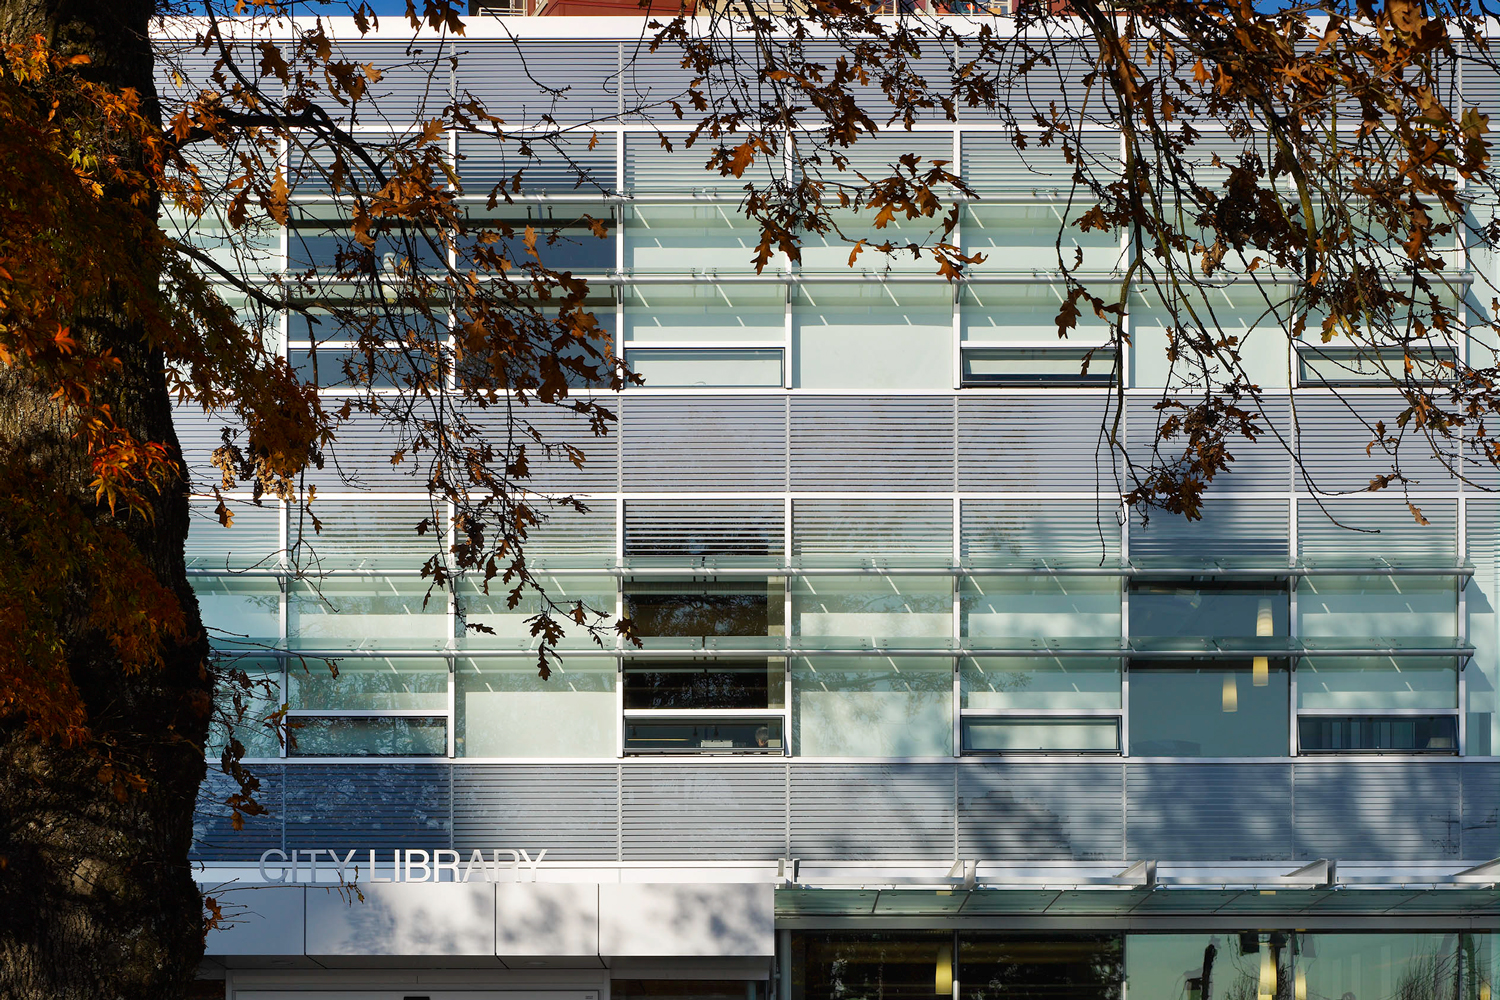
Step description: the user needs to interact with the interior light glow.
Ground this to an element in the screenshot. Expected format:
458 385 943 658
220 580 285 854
1223 673 1239 713
935 944 953 995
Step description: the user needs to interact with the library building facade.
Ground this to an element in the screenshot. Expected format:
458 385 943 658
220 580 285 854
164 15 1500 1000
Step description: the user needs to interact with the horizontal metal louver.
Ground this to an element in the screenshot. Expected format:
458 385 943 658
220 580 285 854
958 395 1118 492
1461 762 1499 860
455 40 621 126
792 397 953 491
619 47 698 120
289 499 445 569
283 765 451 850
1294 393 1458 493
327 39 454 121
622 396 787 491
452 765 619 860
958 763 1123 861
961 500 1122 566
960 131 1120 190
187 499 281 568
968 39 1094 122
1129 498 1289 567
1298 498 1458 564
794 501 952 558
624 135 777 194
625 501 784 556
802 133 956 184
1464 45 1500 122
467 401 619 494
457 131 617 195
790 763 956 861
621 763 787 860
1126 763 1293 861
154 41 225 106
305 414 446 490
524 503 616 557
1126 394 1292 493
191 767 283 861
1292 760 1460 861
800 43 955 123
173 405 246 492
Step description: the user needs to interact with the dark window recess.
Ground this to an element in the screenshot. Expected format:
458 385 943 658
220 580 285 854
793 931 955 1000
458 219 615 273
614 982 767 1000
291 347 436 389
1128 579 1287 639
287 226 446 273
624 581 780 637
961 347 1117 388
287 716 447 757
623 718 784 753
960 934 1124 1000
1298 715 1458 753
624 661 778 710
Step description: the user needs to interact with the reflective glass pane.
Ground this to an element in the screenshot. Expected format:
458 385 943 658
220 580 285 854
961 657 1121 710
287 225 446 273
208 656 282 759
962 203 1122 273
1299 346 1457 387
193 576 281 641
1297 576 1457 639
623 283 785 343
962 348 1117 387
624 717 783 753
1298 933 1461 1000
960 933 1123 1000
793 576 953 646
792 656 952 757
792 931 954 1000
625 205 777 273
1297 658 1457 710
625 579 782 640
1128 663 1289 756
624 659 784 710
456 657 615 757
1298 715 1458 753
287 656 447 711
963 577 1120 640
456 212 614 272
614 981 767 1000
1125 933 1289 1000
459 575 616 647
288 716 446 756
626 348 784 387
962 718 1119 753
287 577 450 644
1129 581 1287 639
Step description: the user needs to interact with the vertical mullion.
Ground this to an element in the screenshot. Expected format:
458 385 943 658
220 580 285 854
784 496 793 757
953 497 962 758
616 495 625 759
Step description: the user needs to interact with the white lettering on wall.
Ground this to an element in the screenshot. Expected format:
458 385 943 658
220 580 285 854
256 846 550 883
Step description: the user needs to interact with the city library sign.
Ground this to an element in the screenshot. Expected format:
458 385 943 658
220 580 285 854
256 847 548 884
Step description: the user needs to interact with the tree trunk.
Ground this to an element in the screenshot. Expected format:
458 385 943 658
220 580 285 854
0 0 212 997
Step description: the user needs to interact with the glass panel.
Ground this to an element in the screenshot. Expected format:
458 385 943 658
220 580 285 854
193 576 281 641
792 284 953 390
1299 346 1457 387
792 656 953 757
613 982 767 1000
959 933 1123 1000
208 656 282 759
624 205 779 273
289 501 446 572
287 577 450 644
624 660 784 710
624 717 784 752
287 656 447 711
288 716 446 756
1129 580 1288 639
962 204 1122 273
962 348 1117 387
459 575 616 647
1297 576 1457 639
961 285 1110 344
625 579 782 640
186 500 280 569
626 348 784 387
1125 933 1289 1000
792 931 954 1000
456 210 615 272
963 576 1120 641
1298 933 1461 1000
962 718 1119 753
1128 663 1289 756
961 657 1121 710
290 346 435 388
287 224 446 273
793 576 953 646
1297 658 1458 710
456 657 615 757
798 211 950 273
1298 715 1458 753
623 284 785 343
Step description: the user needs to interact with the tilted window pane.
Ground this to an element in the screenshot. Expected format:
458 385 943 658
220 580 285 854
959 933 1123 1000
1297 657 1457 710
962 576 1120 641
1128 663 1289 757
793 576 953 646
1297 575 1457 639
626 348 784 387
624 659 785 710
1129 580 1287 639
287 577 450 645
192 576 281 642
287 656 447 711
792 656 952 757
1298 345 1458 387
624 205 779 273
456 657 615 758
1298 715 1457 753
961 203 1123 273
1298 934 1461 1000
459 575 616 648
962 718 1119 753
961 657 1121 710
624 717 784 753
288 716 446 757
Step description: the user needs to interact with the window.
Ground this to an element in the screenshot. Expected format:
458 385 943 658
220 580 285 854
622 659 786 753
1297 345 1457 387
1296 656 1459 753
961 347 1117 387
960 656 1121 754
286 655 449 757
625 347 784 387
1128 662 1289 756
792 575 953 648
1129 579 1288 644
793 656 952 757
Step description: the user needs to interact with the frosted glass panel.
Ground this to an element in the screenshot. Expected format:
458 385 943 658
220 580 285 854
961 657 1121 710
1130 286 1290 389
793 575 953 645
1297 657 1458 710
627 348 783 387
962 718 1118 752
458 575 616 648
962 575 1120 639
1297 575 1457 639
960 285 1109 344
288 577 450 644
625 205 781 273
794 284 951 389
962 204 1121 273
456 657 616 757
193 576 281 641
798 210 949 272
623 284 784 343
792 656 953 756
288 656 447 711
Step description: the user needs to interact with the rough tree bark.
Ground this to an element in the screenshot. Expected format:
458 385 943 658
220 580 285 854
0 0 212 997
